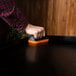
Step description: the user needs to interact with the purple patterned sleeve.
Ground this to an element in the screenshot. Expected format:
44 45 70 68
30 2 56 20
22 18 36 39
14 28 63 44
0 0 28 32
1 7 28 32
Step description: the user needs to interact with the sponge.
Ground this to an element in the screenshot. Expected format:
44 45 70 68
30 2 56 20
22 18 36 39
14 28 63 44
28 35 49 46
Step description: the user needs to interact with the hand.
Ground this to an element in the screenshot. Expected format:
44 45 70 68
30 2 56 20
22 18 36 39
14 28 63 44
25 24 45 39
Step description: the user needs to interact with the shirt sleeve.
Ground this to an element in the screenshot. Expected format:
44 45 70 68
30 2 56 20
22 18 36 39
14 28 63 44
0 0 28 32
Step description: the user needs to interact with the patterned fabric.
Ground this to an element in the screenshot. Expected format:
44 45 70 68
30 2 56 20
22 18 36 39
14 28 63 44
0 0 14 16
0 0 28 32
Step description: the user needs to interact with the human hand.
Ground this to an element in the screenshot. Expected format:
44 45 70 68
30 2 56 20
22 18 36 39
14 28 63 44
25 24 45 39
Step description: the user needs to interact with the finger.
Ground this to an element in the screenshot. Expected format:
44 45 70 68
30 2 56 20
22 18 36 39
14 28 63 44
33 32 38 39
39 29 44 38
41 28 45 37
40 27 44 31
39 30 45 38
41 31 44 38
38 32 42 38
